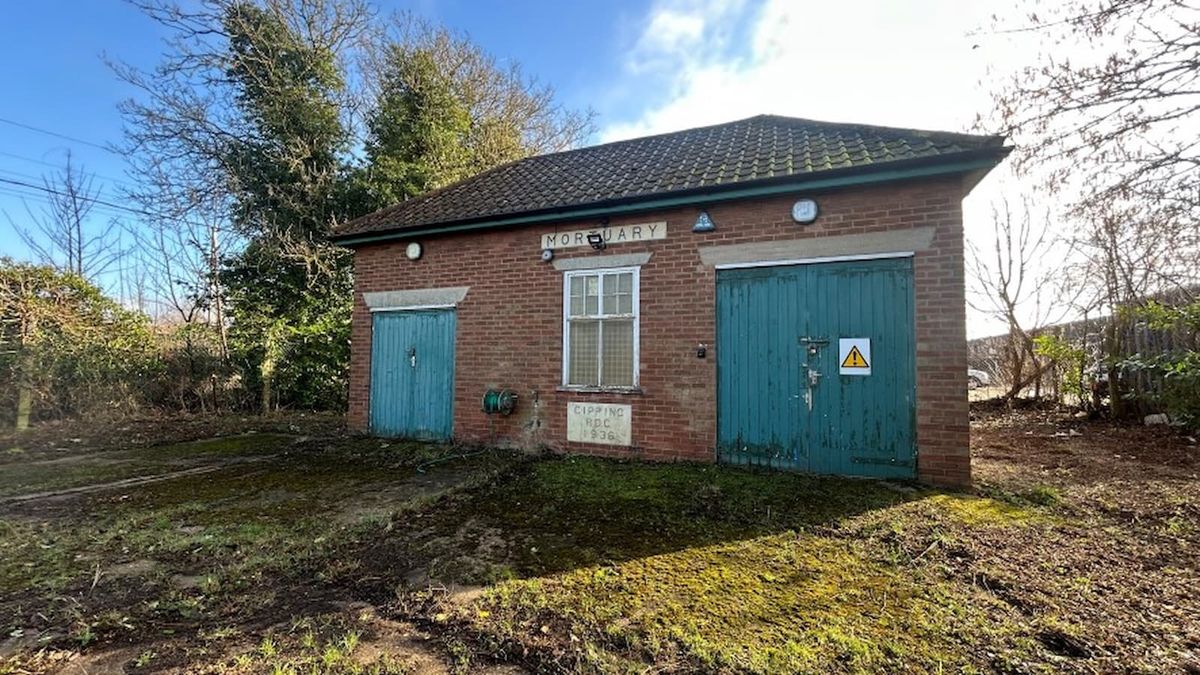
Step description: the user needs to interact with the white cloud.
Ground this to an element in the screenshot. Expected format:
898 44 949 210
602 0 1045 338
636 8 705 57
602 0 1007 141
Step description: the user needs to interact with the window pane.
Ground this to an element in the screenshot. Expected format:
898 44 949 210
568 320 599 385
617 272 632 294
585 275 599 296
600 319 634 386
569 275 587 317
618 292 633 314
585 294 599 315
602 273 620 296
602 293 617 314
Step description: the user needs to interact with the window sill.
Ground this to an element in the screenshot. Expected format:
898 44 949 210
557 385 644 395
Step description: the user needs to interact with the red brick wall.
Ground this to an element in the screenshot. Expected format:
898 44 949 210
348 176 971 485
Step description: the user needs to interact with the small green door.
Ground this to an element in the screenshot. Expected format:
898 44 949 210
370 309 456 439
716 257 916 478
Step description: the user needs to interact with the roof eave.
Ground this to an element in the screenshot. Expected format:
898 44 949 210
332 146 1011 247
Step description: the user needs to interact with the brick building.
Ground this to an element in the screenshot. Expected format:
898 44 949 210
332 115 1008 486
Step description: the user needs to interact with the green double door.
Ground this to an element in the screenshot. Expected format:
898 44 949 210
716 257 916 479
370 309 456 440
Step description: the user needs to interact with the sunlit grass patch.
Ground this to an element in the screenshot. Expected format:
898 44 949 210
474 533 993 673
925 493 1048 527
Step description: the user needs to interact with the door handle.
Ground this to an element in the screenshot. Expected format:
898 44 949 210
408 346 417 368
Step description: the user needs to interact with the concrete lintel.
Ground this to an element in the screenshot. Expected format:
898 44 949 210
698 226 936 267
552 252 652 271
363 286 469 310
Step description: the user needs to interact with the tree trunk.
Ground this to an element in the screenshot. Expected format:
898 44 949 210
210 224 230 362
259 321 284 415
14 349 33 431
15 384 32 432
1104 309 1123 415
260 352 275 415
1105 312 1125 419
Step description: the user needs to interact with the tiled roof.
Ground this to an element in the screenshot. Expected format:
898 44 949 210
335 114 1006 240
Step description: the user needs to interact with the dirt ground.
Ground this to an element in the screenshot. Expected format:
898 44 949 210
0 408 1197 674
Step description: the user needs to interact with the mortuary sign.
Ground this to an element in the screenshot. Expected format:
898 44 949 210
541 221 666 250
566 402 632 446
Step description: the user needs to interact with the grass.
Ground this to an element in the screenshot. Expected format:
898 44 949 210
187 615 404 674
0 434 525 666
0 434 296 499
478 535 988 672
372 457 1019 672
1 412 1197 673
420 456 912 577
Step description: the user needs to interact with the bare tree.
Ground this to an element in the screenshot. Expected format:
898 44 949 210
5 152 125 283
124 162 238 356
984 0 1200 413
111 0 374 279
991 1 1200 230
1055 203 1183 415
968 198 1069 399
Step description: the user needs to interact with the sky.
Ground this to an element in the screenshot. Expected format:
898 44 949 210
0 0 1031 336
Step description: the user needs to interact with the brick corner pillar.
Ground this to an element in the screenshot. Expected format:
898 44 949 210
914 204 971 487
347 275 372 433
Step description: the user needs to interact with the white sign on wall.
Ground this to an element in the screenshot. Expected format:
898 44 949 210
566 402 632 446
839 338 872 376
541 222 666 250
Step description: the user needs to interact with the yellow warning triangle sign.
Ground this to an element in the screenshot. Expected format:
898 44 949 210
841 345 870 369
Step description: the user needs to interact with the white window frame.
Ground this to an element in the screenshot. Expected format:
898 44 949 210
561 266 641 390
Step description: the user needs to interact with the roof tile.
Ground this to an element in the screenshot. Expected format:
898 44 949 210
335 114 1005 239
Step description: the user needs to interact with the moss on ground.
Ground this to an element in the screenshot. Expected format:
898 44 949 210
422 456 913 579
4 422 1192 673
924 493 1047 527
381 456 1024 672
0 434 297 499
478 534 993 673
0 438 525 651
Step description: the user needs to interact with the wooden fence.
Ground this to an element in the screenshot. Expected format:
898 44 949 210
968 309 1198 407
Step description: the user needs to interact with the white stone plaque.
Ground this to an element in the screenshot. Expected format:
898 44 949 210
566 402 632 446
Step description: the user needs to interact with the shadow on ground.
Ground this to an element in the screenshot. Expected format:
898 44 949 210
1 425 937 673
1 409 1196 673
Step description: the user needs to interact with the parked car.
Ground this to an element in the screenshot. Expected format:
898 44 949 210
968 369 991 390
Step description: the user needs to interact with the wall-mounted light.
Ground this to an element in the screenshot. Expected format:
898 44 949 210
693 210 716 233
791 198 819 224
586 233 607 250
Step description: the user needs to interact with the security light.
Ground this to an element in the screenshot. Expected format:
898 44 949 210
586 233 606 250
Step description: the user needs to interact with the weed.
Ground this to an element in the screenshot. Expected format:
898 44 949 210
1023 485 1063 506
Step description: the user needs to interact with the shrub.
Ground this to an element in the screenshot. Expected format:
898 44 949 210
1122 301 1200 429
1033 333 1089 406
0 259 157 427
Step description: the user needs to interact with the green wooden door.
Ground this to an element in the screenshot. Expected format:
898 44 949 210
370 309 456 439
716 257 916 478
